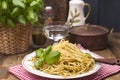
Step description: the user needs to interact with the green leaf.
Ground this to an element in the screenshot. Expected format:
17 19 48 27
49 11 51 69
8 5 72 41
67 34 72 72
27 10 38 23
19 0 26 3
45 51 60 64
36 0 43 4
34 46 52 67
42 46 52 58
11 7 20 17
30 1 38 7
0 0 44 28
1 1 7 10
7 19 16 28
27 9 33 20
34 58 44 69
19 0 26 2
35 48 44 58
0 17 7 24
33 13 38 22
18 15 26 25
38 5 44 11
36 0 44 9
36 0 41 2
12 0 26 9
35 46 52 59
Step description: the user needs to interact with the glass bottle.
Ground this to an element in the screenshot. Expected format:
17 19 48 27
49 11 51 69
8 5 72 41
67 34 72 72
43 6 54 25
31 26 47 48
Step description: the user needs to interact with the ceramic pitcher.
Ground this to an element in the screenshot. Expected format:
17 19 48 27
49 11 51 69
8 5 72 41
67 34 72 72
67 0 91 27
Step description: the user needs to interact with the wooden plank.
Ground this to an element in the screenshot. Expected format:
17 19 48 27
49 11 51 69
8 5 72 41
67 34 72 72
0 54 6 64
108 33 120 58
105 73 120 80
93 48 116 58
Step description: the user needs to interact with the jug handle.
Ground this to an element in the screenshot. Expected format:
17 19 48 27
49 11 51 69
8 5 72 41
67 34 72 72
85 3 91 20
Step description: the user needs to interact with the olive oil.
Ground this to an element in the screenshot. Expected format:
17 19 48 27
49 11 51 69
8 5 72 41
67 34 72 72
32 26 46 48
32 32 46 45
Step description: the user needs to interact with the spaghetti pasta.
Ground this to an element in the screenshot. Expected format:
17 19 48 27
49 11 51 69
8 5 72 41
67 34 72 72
33 40 95 77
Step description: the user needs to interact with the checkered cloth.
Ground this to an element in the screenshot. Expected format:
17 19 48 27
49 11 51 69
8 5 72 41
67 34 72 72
8 64 120 80
9 44 120 80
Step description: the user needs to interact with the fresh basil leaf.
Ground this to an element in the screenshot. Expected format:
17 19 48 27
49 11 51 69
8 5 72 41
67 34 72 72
30 1 38 7
33 13 38 22
7 19 16 28
42 46 52 58
39 0 44 6
36 0 42 4
2 1 7 10
0 17 7 24
27 9 33 20
18 15 26 25
34 57 44 69
27 10 38 23
34 46 54 68
35 48 44 58
19 0 26 2
11 7 20 17
19 0 26 3
36 0 41 2
38 5 44 11
45 51 60 64
12 0 26 9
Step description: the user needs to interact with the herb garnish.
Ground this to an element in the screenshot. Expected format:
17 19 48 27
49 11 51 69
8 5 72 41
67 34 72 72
34 46 60 69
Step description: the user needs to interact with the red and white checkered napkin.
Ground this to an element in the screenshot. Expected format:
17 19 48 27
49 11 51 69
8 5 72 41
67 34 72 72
9 64 120 80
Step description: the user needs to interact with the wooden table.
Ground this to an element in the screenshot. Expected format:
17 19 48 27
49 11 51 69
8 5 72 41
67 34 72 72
0 33 120 80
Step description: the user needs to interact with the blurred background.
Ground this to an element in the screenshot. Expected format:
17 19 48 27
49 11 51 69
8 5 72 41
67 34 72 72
84 0 120 32
44 0 120 32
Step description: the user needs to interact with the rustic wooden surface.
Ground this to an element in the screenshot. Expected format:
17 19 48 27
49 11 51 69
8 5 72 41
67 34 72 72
0 33 120 80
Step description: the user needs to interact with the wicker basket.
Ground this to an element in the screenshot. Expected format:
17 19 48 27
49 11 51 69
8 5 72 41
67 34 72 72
0 23 31 54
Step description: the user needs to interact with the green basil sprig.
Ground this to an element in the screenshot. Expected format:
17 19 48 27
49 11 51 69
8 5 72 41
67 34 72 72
34 46 60 69
0 0 44 28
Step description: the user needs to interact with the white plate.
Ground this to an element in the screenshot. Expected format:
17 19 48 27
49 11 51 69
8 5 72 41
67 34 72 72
22 50 101 79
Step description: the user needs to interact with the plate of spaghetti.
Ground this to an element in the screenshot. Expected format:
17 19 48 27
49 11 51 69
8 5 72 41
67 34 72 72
22 40 101 79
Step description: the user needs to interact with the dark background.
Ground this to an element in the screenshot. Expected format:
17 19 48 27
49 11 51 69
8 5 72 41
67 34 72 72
44 0 120 32
83 0 120 32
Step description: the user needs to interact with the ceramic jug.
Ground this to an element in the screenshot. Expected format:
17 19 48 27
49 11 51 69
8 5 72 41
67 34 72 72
67 0 91 27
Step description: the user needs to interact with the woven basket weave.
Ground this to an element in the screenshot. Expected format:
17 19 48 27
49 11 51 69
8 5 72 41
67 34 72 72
0 23 31 54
